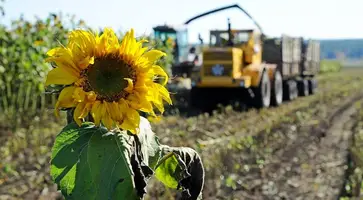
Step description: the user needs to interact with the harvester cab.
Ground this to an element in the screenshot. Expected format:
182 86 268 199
208 18 262 66
194 17 265 87
153 24 202 78
152 25 189 65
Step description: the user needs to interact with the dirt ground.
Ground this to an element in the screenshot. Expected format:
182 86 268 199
1 68 363 200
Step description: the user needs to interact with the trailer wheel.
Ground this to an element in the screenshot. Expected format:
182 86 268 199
271 70 283 106
283 80 295 101
291 80 298 99
297 79 309 96
253 70 271 108
308 78 317 94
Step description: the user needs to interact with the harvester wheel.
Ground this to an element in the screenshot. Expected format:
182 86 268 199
253 70 271 108
189 87 204 112
308 78 318 94
271 70 283 106
297 79 309 96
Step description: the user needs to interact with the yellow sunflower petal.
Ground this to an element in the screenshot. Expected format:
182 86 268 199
46 47 79 72
126 107 140 126
74 102 86 126
87 91 97 102
120 119 137 134
151 65 168 85
120 29 139 60
143 50 166 63
79 103 93 119
72 87 87 103
102 112 114 130
124 78 134 93
134 57 151 72
91 100 102 126
45 57 80 76
154 83 172 105
54 86 76 117
68 30 96 53
151 100 165 114
120 107 140 134
108 101 121 122
47 47 73 60
45 66 79 86
119 31 130 54
96 28 119 56
147 115 162 123
95 102 108 126
134 46 148 60
68 30 97 69
127 92 153 113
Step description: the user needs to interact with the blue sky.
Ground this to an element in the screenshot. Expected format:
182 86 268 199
1 0 362 43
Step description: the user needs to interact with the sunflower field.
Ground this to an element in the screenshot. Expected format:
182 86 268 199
0 13 83 129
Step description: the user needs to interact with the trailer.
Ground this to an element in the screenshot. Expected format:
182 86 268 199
262 36 320 100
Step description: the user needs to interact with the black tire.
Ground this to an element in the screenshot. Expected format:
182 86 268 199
189 87 217 114
291 80 298 99
189 87 205 113
283 80 296 101
308 78 318 94
297 79 309 96
253 70 271 108
271 70 283 106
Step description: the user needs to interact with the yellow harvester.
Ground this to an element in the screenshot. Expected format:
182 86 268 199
190 13 320 112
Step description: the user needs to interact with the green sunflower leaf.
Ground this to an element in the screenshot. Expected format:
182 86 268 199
154 145 205 200
50 122 139 200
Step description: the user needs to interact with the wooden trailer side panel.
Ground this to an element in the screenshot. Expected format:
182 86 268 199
301 40 320 76
262 35 302 79
291 37 303 76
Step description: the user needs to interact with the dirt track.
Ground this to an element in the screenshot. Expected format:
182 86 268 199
223 93 363 200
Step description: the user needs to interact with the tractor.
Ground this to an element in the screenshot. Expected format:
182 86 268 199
189 7 320 112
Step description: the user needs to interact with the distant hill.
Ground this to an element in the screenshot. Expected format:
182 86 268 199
318 39 363 60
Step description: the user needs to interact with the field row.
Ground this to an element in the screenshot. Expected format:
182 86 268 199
1 69 363 199
145 68 363 199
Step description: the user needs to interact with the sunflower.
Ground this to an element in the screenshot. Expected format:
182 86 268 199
45 28 172 134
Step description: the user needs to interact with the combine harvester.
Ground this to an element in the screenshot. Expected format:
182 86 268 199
188 4 321 112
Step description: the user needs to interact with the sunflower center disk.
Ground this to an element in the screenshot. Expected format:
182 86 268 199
85 56 134 102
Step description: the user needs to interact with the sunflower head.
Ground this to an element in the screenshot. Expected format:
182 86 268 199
45 28 172 134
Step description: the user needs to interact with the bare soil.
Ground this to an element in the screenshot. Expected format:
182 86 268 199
1 69 363 200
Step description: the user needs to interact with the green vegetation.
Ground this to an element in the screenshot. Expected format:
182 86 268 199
0 13 88 129
320 59 342 73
